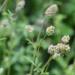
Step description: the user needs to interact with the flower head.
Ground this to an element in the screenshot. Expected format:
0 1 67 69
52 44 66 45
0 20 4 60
46 25 55 36
48 45 58 55
61 35 70 44
48 42 70 58
57 43 70 53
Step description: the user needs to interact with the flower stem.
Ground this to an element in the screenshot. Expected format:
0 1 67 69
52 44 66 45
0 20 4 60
0 0 8 11
30 46 36 75
41 56 53 73
8 68 10 75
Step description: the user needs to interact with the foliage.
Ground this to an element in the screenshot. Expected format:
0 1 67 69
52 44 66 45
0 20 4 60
0 0 75 75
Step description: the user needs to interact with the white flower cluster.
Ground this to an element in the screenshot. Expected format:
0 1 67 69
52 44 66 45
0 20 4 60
15 0 25 12
61 35 70 44
45 4 58 16
48 45 58 55
48 35 70 58
46 25 55 36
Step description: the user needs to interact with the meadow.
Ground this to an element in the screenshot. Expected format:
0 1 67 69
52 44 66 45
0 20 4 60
0 0 75 75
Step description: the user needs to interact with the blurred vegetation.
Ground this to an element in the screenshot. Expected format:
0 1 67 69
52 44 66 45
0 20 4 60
0 0 75 75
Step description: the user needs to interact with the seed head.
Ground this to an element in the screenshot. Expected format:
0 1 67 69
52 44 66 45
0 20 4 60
45 4 58 16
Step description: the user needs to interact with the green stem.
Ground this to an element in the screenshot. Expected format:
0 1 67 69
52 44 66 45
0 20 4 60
0 0 8 11
30 46 37 75
8 68 10 75
41 56 53 74
30 16 48 75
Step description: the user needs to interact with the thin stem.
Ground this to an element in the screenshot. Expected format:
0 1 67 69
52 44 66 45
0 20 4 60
3 54 5 75
41 56 53 74
36 24 44 41
8 68 10 75
30 47 36 75
7 53 10 75
2 39 6 75
26 38 35 74
45 62 49 72
0 0 8 11
36 16 47 42
30 16 48 74
7 46 12 75
43 34 47 40
30 18 46 74
30 65 34 75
